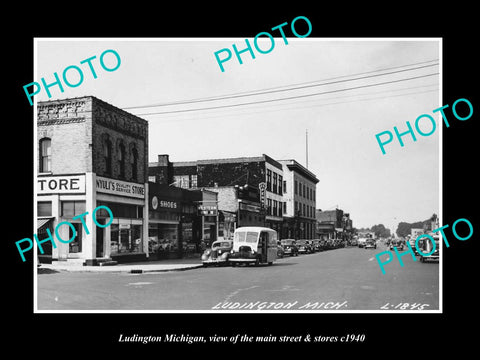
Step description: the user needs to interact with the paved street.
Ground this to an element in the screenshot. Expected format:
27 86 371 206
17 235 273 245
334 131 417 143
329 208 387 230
37 243 439 311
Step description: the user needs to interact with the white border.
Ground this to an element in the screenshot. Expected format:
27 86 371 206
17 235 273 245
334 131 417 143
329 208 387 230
33 37 442 314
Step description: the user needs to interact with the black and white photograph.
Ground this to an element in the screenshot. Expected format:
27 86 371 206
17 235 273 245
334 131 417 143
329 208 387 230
7 7 478 354
33 38 442 313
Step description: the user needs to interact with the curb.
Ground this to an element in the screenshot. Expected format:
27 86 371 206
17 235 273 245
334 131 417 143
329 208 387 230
38 264 204 274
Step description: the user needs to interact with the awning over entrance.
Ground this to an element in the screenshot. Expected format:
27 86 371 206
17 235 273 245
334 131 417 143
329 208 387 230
37 217 54 232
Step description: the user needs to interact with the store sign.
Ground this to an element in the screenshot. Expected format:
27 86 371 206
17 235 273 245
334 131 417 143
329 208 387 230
259 182 266 206
198 204 218 216
37 174 86 194
239 202 261 213
96 176 145 199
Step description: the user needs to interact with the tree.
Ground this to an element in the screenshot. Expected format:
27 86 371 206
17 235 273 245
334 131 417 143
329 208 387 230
370 224 391 238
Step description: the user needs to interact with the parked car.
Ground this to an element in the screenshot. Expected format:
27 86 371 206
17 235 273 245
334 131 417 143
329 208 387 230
418 235 439 263
357 237 367 248
364 239 377 249
296 239 313 254
277 242 285 258
280 239 298 256
311 239 322 252
201 240 233 266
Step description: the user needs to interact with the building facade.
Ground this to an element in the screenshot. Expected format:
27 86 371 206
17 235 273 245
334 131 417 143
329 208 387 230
37 96 149 264
149 154 285 238
279 160 319 239
148 182 218 259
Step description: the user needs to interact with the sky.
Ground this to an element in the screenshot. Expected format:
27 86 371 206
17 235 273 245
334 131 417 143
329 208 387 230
35 38 441 231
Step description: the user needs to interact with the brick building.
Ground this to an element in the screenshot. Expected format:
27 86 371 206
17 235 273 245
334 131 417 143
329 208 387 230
149 154 285 238
37 96 149 264
280 159 319 239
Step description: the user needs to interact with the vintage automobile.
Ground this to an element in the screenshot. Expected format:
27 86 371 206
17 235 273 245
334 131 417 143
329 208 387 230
389 239 404 251
201 240 233 266
276 242 285 258
229 227 278 266
364 238 377 249
280 239 299 256
418 235 440 263
311 239 322 252
296 239 313 254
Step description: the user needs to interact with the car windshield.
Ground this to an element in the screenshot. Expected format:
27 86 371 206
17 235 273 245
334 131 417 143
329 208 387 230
281 240 294 245
296 240 306 245
212 242 231 248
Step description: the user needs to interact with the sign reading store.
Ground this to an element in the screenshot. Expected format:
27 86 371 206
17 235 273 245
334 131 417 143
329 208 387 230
96 176 145 199
38 174 86 194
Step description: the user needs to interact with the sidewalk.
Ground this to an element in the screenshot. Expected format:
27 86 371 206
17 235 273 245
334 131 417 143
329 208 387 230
38 257 204 274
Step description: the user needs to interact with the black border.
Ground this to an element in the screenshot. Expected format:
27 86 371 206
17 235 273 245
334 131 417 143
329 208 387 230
7 5 478 354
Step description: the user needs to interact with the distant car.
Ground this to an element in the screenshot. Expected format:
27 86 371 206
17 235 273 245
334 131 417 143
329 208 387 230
364 239 377 249
357 238 367 248
311 239 322 252
276 242 285 258
280 239 298 256
389 240 404 251
296 239 313 254
350 238 358 246
201 240 233 266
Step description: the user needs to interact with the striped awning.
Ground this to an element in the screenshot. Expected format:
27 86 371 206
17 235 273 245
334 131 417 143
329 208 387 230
37 217 54 232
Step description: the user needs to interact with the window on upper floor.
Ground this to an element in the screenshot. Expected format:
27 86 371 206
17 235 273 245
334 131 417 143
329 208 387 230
39 138 51 173
131 146 138 181
103 137 112 176
118 142 126 178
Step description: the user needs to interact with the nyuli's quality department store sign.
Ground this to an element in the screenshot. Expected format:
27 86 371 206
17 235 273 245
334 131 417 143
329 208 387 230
96 176 145 199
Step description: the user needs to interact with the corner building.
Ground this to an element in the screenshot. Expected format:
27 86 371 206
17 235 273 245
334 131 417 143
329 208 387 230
36 96 149 264
279 159 319 239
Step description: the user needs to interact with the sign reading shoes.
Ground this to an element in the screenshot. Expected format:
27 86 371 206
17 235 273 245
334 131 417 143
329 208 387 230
96 176 145 199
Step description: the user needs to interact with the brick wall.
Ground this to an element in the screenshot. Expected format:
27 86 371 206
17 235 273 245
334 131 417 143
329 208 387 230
197 160 265 187
37 96 148 184
37 98 93 174
91 97 148 183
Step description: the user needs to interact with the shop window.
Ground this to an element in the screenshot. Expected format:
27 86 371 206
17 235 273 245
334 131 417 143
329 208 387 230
37 201 52 216
39 138 51 173
303 204 306 217
61 201 86 217
283 202 287 215
69 223 82 253
273 200 278 217
110 224 143 255
131 147 138 181
267 198 272 216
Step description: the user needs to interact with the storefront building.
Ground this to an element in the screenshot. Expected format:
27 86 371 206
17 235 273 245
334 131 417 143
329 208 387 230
148 182 218 259
36 96 149 264
279 159 319 239
149 154 280 237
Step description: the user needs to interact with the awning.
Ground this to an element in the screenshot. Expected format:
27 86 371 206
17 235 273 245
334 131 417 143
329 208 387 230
37 217 54 232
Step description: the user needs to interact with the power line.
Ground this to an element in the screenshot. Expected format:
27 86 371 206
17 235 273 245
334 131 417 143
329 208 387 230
134 72 439 117
123 59 439 110
146 87 438 124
